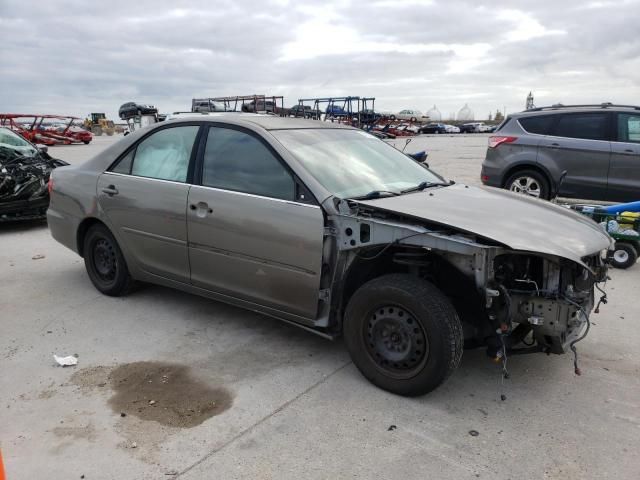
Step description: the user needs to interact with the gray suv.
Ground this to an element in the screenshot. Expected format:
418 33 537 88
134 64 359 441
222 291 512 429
481 104 640 201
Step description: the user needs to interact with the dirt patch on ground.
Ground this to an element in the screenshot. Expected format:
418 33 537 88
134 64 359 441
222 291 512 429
72 361 233 428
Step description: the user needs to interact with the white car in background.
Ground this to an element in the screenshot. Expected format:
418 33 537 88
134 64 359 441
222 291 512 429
392 109 428 122
444 124 460 133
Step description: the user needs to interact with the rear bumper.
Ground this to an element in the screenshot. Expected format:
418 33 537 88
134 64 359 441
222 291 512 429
47 207 81 254
480 164 502 187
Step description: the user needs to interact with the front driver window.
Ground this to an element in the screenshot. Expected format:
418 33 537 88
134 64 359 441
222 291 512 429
202 127 294 200
129 126 199 182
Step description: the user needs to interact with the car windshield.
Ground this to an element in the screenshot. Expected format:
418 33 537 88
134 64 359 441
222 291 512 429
0 128 37 156
272 129 444 198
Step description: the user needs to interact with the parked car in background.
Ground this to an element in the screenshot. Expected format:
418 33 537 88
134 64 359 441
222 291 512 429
358 109 381 124
47 116 611 396
392 109 427 122
242 100 277 113
326 105 348 117
459 122 482 133
444 124 461 133
192 100 226 113
419 123 447 134
481 103 640 202
290 105 314 118
118 102 158 120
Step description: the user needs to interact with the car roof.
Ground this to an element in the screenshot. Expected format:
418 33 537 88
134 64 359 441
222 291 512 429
166 113 353 130
510 104 640 118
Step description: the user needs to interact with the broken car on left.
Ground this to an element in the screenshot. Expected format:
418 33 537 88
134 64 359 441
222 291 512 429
0 127 68 222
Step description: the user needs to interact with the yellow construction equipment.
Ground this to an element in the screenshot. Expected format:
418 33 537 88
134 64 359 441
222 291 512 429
83 113 115 136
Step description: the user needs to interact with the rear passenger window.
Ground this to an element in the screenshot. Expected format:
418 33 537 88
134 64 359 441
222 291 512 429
202 127 294 200
552 113 609 141
128 126 199 182
617 113 640 143
518 115 555 135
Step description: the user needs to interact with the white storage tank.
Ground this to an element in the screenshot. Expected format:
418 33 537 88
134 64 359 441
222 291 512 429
457 103 474 121
426 105 442 122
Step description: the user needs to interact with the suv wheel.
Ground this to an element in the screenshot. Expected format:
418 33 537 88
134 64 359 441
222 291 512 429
83 224 133 296
344 274 463 396
505 169 550 199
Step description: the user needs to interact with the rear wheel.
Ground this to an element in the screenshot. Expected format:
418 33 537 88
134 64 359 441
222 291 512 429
83 224 133 296
344 274 463 396
610 242 638 269
505 169 550 200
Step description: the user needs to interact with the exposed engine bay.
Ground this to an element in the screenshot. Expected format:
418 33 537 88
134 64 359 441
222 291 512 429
0 145 68 221
324 198 610 375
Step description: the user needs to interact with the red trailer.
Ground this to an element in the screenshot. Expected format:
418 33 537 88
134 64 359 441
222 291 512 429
0 114 93 145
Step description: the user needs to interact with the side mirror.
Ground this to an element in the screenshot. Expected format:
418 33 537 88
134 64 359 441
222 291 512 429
36 145 48 154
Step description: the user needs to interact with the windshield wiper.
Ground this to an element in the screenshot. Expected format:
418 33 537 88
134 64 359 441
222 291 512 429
349 190 400 200
400 180 452 194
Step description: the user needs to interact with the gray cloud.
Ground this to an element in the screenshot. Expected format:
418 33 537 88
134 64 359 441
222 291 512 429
1 0 639 120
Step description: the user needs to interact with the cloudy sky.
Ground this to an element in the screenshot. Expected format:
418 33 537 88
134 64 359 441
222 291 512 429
1 0 639 120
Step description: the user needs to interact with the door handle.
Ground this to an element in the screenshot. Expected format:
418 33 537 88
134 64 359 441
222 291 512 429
624 149 634 153
546 143 560 149
101 185 119 196
190 202 213 217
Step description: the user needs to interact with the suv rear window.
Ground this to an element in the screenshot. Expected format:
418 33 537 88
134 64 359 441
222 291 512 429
518 115 555 135
552 113 609 141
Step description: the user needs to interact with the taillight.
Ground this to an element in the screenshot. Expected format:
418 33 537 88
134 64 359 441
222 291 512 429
48 176 54 195
488 136 517 148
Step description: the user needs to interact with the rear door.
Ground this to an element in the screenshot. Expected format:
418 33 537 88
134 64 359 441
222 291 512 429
608 112 640 202
187 125 325 320
97 124 201 283
541 112 611 200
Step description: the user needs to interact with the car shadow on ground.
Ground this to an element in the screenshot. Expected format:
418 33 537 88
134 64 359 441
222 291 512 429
0 218 48 234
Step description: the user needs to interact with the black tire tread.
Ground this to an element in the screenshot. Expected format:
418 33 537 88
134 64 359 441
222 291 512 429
83 224 134 296
344 273 463 396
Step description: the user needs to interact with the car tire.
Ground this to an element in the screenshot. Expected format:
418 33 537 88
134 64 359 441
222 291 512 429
610 242 638 269
83 224 134 296
390 115 396 120
344 274 463 396
410 117 417 122
504 169 551 200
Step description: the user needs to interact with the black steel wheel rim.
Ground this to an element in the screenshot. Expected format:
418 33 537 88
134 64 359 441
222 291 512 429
92 238 117 282
364 305 429 379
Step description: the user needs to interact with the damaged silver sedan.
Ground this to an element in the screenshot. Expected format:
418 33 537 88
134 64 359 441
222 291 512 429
47 116 612 396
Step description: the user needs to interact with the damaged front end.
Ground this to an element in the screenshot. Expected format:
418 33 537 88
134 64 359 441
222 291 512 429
486 252 608 359
0 145 68 222
324 197 610 370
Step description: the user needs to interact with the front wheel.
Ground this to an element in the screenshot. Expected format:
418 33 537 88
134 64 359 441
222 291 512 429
83 224 133 296
610 242 638 269
344 274 463 396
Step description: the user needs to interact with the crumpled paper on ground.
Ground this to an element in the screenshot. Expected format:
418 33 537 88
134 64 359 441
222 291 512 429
54 354 78 367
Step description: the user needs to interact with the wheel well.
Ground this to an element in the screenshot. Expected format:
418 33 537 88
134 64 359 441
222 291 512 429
76 217 106 257
502 164 551 189
338 246 486 332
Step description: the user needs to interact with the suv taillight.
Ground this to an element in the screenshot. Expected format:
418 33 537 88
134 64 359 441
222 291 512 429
48 176 54 195
488 136 517 148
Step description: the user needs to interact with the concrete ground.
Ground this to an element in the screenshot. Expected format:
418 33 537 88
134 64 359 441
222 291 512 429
1 134 639 480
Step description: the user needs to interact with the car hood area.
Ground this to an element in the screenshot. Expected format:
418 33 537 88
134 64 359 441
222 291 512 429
357 184 613 265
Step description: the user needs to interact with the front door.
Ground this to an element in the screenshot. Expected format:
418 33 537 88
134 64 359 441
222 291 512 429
187 126 325 320
97 124 200 283
542 112 611 200
608 112 640 202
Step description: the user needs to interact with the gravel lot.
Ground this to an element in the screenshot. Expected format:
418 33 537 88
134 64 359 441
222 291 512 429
1 134 639 480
